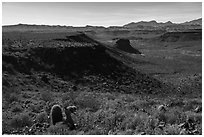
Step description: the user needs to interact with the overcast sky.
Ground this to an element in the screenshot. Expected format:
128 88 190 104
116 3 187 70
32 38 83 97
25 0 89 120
2 2 202 27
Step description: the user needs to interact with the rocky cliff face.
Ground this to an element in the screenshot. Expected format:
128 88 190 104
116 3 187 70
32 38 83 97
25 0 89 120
115 39 141 54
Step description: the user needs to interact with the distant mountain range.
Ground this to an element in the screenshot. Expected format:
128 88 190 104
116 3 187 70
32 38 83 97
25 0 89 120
123 18 202 28
123 20 173 28
2 18 202 32
181 18 202 26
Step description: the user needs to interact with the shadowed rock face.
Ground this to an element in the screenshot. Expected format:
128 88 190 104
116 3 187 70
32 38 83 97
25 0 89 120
55 33 99 44
115 39 141 54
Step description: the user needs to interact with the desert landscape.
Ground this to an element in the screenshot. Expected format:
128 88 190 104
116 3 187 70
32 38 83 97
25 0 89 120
2 2 202 135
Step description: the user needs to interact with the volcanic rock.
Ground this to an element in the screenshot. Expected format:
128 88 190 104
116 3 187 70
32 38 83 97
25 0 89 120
115 39 141 54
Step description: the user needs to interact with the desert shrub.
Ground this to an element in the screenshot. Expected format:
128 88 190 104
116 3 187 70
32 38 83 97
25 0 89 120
12 104 23 113
76 109 96 131
183 99 201 111
101 112 118 131
47 123 80 135
47 124 69 135
2 112 13 134
76 108 122 133
164 124 181 135
126 99 156 111
28 111 36 118
74 92 102 112
10 113 32 128
119 94 135 103
2 38 14 46
43 101 57 115
85 109 127 134
196 123 202 135
7 93 19 103
2 77 11 87
35 111 49 123
185 111 202 124
154 111 167 123
127 102 140 111
2 121 12 134
138 100 157 109
41 74 49 83
104 92 116 100
144 116 159 132
183 103 195 111
62 92 72 102
103 99 120 110
22 93 32 99
3 87 20 103
154 107 186 125
40 90 53 102
165 108 186 124
30 104 43 113
62 100 74 109
2 62 17 74
102 98 126 111
154 127 165 135
121 112 148 131
61 92 77 106
167 98 185 108
84 126 107 135
113 111 127 128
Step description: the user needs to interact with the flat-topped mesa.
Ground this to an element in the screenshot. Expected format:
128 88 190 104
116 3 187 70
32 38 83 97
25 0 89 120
55 33 99 43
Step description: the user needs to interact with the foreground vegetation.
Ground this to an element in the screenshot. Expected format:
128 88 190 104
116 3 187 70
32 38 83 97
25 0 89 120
2 66 202 135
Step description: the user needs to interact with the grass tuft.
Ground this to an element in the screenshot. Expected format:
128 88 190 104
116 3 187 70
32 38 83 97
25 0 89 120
10 113 32 128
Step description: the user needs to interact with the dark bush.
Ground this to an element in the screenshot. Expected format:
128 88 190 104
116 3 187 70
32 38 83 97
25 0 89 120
40 90 53 102
74 92 102 112
10 113 32 128
7 93 19 103
12 105 23 113
30 104 43 113
35 111 49 123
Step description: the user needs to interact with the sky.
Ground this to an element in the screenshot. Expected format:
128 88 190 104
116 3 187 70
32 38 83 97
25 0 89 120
2 2 202 27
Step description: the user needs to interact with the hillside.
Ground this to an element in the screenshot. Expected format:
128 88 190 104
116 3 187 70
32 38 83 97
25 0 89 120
181 18 202 26
2 27 202 135
158 30 202 42
2 33 163 94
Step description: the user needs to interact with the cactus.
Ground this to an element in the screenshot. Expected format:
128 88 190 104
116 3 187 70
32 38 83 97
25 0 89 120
64 106 77 130
50 105 64 125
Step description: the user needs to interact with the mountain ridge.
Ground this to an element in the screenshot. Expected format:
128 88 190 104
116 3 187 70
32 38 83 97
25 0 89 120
123 18 201 28
181 18 202 25
3 18 202 28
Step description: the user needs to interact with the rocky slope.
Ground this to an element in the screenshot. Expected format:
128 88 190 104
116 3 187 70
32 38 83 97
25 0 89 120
181 18 202 26
158 30 202 42
2 33 164 96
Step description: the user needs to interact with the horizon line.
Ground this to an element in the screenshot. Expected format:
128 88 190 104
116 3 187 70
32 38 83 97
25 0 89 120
2 17 202 28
